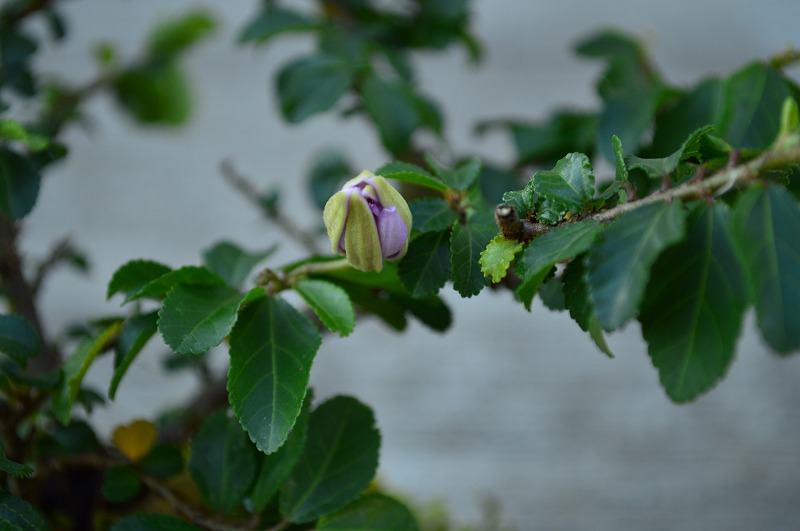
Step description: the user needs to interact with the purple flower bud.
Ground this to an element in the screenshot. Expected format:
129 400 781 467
323 171 412 272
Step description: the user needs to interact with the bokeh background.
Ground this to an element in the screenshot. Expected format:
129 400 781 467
20 0 800 528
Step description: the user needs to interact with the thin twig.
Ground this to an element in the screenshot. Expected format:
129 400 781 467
220 159 322 255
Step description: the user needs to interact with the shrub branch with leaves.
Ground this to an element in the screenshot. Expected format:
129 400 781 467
1 0 799 529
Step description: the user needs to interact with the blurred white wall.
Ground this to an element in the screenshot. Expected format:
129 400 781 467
20 0 800 528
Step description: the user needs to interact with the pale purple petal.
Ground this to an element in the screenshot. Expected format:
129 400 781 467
375 206 408 258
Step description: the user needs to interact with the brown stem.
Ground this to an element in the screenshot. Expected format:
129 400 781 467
0 218 60 372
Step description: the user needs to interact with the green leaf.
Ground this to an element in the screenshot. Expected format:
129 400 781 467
0 147 41 220
586 201 687 330
294 279 355 336
426 156 482 191
110 514 199 531
409 198 458 234
612 135 629 184
189 409 258 513
362 74 420 155
125 266 226 303
394 294 452 332
626 125 714 178
0 119 49 151
277 55 350 123
480 235 524 283
280 396 380 523
652 78 725 154
250 391 312 512
228 296 320 454
0 491 47 531
717 62 793 150
113 61 192 126
639 203 748 403
562 256 614 358
516 220 604 310
398 230 452 298
107 259 171 300
450 214 496 297
102 465 141 504
732 185 800 354
239 7 316 44
202 241 276 288
0 314 40 364
148 10 216 57
476 112 597 166
109 312 158 400
52 322 121 424
140 443 184 479
0 448 34 478
502 182 536 215
318 493 420 530
375 162 447 192
532 153 596 214
575 31 663 161
308 149 354 211
538 276 566 312
158 284 244 355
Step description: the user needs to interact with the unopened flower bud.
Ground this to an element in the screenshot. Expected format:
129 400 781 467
323 171 412 272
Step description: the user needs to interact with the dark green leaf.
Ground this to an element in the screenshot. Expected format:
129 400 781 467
109 312 158 400
732 185 800 353
52 323 121 424
110 514 199 531
375 162 447 192
277 55 350 123
394 294 452 332
717 62 792 150
516 220 604 310
477 112 597 166
102 465 141 504
362 75 420 155
502 181 536 216
562 256 614 358
398 230 451 298
318 493 419 530
640 203 748 403
113 61 191 125
450 214 496 297
341 283 407 331
627 126 714 178
202 241 276 288
538 276 565 311
410 198 458 234
0 148 41 220
250 391 312 512
148 10 216 57
426 156 482 191
0 314 40 364
239 7 316 44
37 420 101 458
0 491 47 531
140 443 184 479
228 296 319 454
532 153 596 214
652 78 724 154
189 409 258 513
158 284 244 355
294 279 355 336
308 149 354 210
280 396 380 523
125 266 226 303
0 448 34 478
587 201 687 330
107 260 171 300
575 31 663 161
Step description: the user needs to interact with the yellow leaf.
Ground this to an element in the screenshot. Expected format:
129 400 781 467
112 419 157 462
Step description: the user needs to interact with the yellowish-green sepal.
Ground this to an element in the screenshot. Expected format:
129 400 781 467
344 193 383 272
